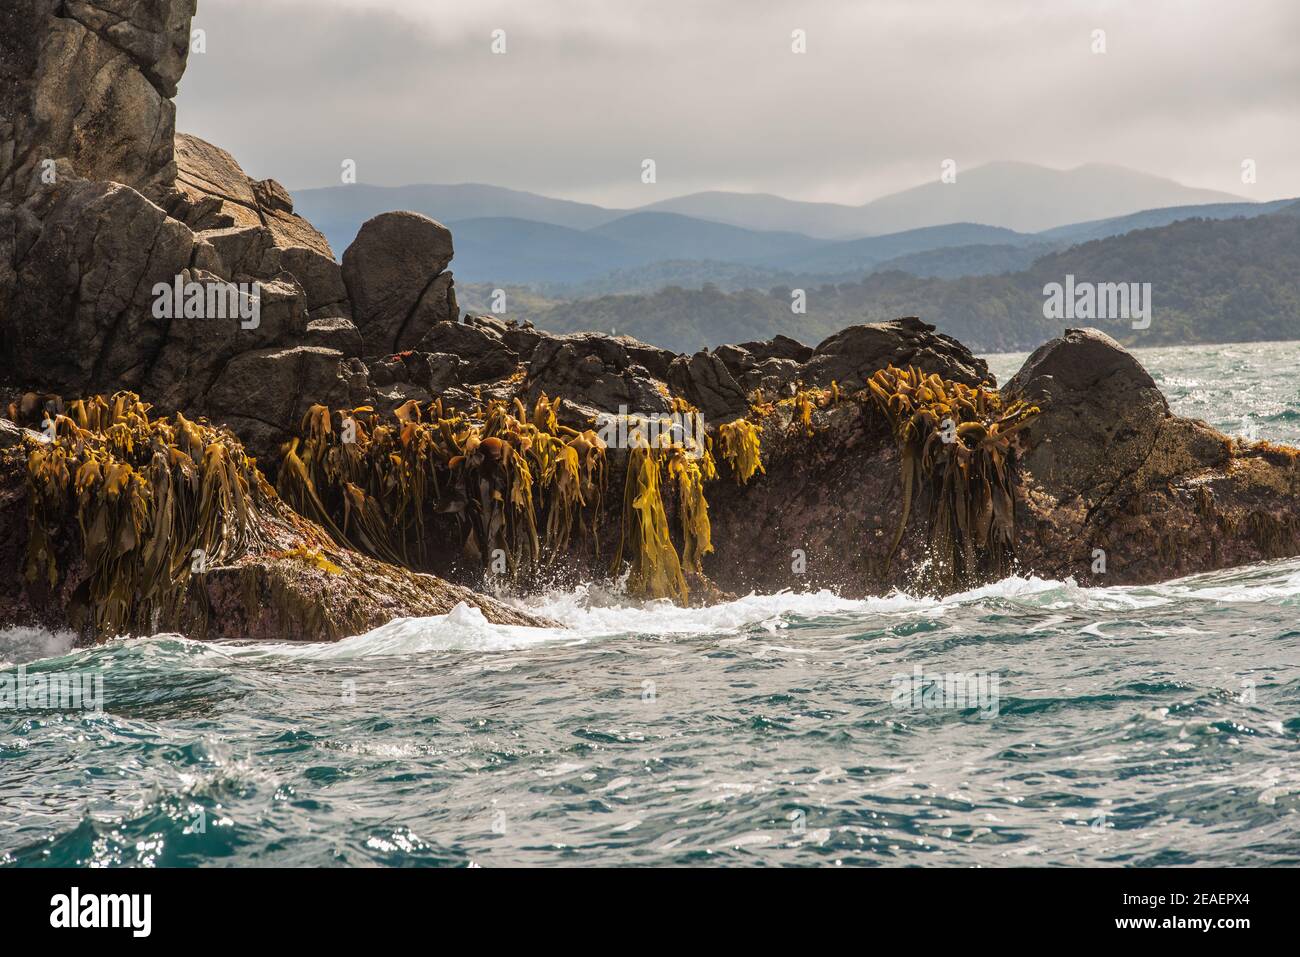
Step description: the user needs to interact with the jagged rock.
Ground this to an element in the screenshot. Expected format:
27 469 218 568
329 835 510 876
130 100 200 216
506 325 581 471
173 132 344 313
173 134 332 254
503 324 543 361
712 343 754 374
405 352 465 395
0 178 195 393
737 334 814 365
205 345 362 465
526 333 671 414
199 223 281 277
416 320 517 383
667 352 748 423
280 245 349 319
738 357 802 396
802 317 991 389
0 0 196 204
341 211 456 356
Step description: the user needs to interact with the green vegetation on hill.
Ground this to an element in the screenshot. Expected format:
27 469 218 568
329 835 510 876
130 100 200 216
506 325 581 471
492 210 1300 353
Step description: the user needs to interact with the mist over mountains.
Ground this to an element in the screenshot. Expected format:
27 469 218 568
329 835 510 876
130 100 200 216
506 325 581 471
293 161 1246 277
291 162 1296 354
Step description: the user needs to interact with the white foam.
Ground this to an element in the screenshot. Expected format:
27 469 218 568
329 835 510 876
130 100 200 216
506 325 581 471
0 625 78 667
9 557 1299 663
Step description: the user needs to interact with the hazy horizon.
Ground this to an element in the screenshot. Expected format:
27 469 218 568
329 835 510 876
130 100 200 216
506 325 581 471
177 0 1300 207
290 159 1259 213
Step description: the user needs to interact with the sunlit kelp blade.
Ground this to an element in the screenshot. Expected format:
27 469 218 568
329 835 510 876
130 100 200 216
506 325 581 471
717 419 764 485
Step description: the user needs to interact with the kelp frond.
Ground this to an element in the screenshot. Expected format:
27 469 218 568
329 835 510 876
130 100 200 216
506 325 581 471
23 391 272 638
275 393 609 581
717 419 764 485
611 445 689 604
866 365 1038 589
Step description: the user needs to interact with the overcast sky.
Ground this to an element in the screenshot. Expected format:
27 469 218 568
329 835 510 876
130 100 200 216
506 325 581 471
175 0 1300 207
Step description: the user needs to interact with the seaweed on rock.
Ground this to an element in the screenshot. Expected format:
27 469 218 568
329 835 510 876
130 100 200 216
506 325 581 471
866 365 1039 589
276 394 611 581
22 393 273 637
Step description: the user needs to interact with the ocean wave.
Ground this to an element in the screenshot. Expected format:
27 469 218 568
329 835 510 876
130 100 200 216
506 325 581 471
5 557 1299 665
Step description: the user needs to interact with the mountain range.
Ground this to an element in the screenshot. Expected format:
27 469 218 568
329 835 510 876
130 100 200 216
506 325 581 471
475 202 1300 354
292 161 1252 290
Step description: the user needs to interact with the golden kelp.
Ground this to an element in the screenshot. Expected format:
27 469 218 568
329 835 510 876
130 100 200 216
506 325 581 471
717 419 764 485
612 444 689 604
22 392 271 637
866 366 1038 588
275 394 609 579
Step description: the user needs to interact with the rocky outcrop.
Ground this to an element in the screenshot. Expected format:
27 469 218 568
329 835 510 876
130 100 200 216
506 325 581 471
1006 329 1298 584
170 132 350 321
0 0 195 204
703 326 1300 595
0 417 547 641
802 316 991 388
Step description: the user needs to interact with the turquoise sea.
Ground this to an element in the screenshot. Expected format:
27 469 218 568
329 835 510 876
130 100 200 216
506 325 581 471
3 341 1298 867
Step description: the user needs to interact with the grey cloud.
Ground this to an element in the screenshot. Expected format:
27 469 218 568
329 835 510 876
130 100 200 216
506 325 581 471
176 0 1300 205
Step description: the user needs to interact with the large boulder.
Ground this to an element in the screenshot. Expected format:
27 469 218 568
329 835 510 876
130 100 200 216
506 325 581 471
525 333 672 415
0 0 196 204
667 351 749 423
1004 328 1170 504
341 211 457 356
205 345 367 465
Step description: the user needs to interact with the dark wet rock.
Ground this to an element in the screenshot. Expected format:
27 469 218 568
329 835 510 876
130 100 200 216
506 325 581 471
803 317 991 390
405 352 465 395
415 319 517 383
737 357 802 396
1004 328 1171 505
526 333 672 413
341 211 455 356
367 355 408 388
1003 329 1291 585
712 343 754 375
667 351 748 423
736 334 814 365
205 345 359 464
503 324 543 361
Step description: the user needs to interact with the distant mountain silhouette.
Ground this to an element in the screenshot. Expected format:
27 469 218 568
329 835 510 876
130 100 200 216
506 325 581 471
291 162 1251 260
638 162 1246 236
